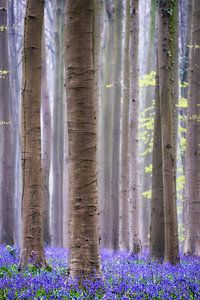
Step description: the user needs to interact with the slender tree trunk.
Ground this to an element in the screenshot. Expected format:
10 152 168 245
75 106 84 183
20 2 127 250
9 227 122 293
150 62 164 261
94 0 104 249
0 0 15 245
129 0 141 254
41 31 51 246
139 0 156 251
110 0 123 251
66 0 101 279
20 0 46 267
184 0 200 256
119 0 130 251
8 0 25 246
100 5 114 249
157 0 179 264
51 0 65 247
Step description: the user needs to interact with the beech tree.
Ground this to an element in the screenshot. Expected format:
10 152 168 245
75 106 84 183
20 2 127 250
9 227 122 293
157 0 179 264
65 0 101 279
20 0 46 267
119 0 130 251
51 0 65 248
129 0 141 254
0 0 15 245
150 63 164 261
184 0 200 256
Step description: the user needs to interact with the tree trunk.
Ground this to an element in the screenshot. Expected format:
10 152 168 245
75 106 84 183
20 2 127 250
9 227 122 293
41 30 51 246
110 0 123 251
184 0 200 256
51 0 65 247
139 0 156 251
0 0 15 245
129 0 141 254
99 2 114 249
157 0 179 264
119 0 130 251
150 62 164 261
20 0 46 267
8 0 25 246
66 0 101 279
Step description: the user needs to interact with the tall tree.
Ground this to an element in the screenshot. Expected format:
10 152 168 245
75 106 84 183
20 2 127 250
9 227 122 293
119 0 130 251
51 0 65 248
8 0 25 246
139 0 157 249
0 0 15 245
41 31 51 245
157 0 179 264
184 0 200 256
129 0 141 254
20 0 46 267
66 0 101 278
150 63 164 261
110 0 123 251
99 1 114 249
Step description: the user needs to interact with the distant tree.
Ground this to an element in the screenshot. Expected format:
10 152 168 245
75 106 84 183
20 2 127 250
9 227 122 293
99 0 114 249
184 0 200 256
129 0 141 254
41 31 51 246
139 0 157 250
110 0 123 251
157 0 179 264
119 0 130 251
66 0 101 278
51 0 65 248
20 0 46 267
0 0 15 245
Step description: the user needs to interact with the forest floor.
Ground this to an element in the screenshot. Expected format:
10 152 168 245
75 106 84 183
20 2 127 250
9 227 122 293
0 244 199 299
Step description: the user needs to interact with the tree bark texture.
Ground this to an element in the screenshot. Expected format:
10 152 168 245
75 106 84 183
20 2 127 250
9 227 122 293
66 0 101 279
51 0 65 248
20 0 46 267
184 0 200 256
41 31 51 246
129 0 141 254
0 0 15 245
110 0 123 251
139 0 156 250
99 8 114 249
150 63 164 261
157 0 179 264
119 0 130 251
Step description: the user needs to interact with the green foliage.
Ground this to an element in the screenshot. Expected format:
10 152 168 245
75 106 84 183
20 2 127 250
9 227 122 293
142 190 152 200
0 25 7 32
176 98 188 108
145 164 152 175
139 100 155 157
0 70 9 79
0 288 8 300
139 71 156 87
176 175 185 192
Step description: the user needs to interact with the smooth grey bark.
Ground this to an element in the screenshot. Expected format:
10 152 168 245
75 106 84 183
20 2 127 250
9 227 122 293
51 0 65 247
129 0 141 254
99 4 114 249
150 63 164 261
119 0 130 251
110 0 123 251
157 0 180 264
184 0 200 256
0 0 15 245
41 31 51 246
